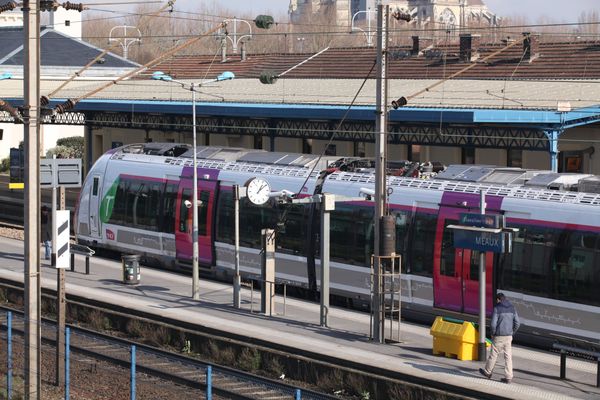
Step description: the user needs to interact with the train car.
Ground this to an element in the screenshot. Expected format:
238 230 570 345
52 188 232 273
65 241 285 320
76 143 600 348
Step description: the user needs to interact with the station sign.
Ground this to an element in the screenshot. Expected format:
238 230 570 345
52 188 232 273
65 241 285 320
459 213 503 229
453 229 505 253
40 158 82 188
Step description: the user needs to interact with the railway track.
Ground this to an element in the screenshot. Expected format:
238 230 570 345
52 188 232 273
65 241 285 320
2 305 339 400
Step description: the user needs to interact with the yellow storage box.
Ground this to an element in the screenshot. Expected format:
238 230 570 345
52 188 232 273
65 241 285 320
430 316 489 361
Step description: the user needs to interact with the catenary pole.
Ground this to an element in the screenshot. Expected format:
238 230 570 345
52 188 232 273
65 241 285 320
192 84 200 300
23 1 41 398
373 2 388 344
479 190 487 361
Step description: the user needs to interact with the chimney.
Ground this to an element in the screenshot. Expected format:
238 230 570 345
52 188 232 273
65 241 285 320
221 37 227 63
411 36 433 56
459 33 481 62
240 41 247 61
522 32 540 63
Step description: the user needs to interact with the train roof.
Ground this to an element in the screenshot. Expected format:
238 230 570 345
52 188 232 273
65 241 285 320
109 143 600 205
115 143 339 171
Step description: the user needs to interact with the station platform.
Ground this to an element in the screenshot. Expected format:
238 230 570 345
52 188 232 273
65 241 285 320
0 236 598 400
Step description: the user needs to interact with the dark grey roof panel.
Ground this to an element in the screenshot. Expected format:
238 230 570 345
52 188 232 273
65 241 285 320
0 28 138 68
0 28 24 61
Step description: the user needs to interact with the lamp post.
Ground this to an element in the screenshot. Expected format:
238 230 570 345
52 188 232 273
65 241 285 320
152 71 234 300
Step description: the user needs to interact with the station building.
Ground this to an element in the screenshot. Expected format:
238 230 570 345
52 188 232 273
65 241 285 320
1 16 599 175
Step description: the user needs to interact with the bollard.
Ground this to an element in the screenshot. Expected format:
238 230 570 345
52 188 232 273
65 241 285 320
7 312 12 400
206 365 212 400
131 345 136 400
85 256 90 275
70 253 75 272
65 327 70 400
295 388 301 400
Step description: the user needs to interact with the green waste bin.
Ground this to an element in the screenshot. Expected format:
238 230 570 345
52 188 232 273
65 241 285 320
122 254 140 285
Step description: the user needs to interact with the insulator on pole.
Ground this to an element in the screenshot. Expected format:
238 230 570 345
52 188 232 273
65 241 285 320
0 99 22 122
61 1 84 12
392 10 412 22
259 71 278 84
54 98 76 114
40 0 59 12
391 97 408 109
0 1 17 13
254 15 274 30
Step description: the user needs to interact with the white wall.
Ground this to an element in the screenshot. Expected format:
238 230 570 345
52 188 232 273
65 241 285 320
0 123 83 160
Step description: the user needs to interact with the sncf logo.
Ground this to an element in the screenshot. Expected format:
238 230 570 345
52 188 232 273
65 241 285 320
106 229 115 240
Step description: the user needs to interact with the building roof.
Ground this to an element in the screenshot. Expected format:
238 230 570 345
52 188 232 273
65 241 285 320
0 26 140 76
144 39 600 81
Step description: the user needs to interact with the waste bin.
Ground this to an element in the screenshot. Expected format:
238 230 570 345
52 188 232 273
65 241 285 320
122 254 141 284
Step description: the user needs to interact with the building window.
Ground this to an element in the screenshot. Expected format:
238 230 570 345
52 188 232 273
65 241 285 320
507 149 522 168
408 145 421 161
461 147 475 164
354 142 365 157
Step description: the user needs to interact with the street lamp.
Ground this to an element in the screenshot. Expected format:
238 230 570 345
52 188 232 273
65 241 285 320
152 70 235 300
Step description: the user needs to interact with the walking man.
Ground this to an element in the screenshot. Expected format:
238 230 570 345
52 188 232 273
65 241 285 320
479 293 521 383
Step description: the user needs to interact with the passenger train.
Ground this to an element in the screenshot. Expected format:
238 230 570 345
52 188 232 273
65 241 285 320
75 143 600 348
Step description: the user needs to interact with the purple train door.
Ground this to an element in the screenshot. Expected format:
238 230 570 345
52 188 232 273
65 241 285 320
175 168 218 267
433 192 501 316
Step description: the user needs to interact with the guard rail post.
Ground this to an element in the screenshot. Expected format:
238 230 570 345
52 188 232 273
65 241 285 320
65 327 70 400
206 365 212 400
131 345 136 400
7 311 12 400
86 257 90 275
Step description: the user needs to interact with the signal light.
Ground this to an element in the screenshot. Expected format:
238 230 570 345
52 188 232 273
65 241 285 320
254 15 274 30
391 97 407 109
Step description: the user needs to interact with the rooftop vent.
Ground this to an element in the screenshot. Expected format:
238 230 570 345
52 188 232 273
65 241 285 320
522 32 540 63
411 36 433 56
459 33 481 62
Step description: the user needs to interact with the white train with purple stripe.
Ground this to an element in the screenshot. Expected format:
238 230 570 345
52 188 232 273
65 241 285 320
75 143 600 348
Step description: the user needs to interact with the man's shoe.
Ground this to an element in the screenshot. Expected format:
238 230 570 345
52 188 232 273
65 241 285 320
479 368 492 379
501 378 511 384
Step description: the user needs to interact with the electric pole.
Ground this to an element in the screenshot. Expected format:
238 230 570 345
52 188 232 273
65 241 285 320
373 2 388 344
23 0 42 398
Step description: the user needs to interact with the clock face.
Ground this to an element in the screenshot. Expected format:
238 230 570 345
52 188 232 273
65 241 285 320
246 178 271 205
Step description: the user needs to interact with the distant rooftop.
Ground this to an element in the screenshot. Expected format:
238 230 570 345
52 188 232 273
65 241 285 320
145 37 600 81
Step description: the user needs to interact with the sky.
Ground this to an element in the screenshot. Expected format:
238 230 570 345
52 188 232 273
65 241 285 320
87 1 600 23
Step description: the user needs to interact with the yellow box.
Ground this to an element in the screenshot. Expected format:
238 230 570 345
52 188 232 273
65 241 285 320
430 316 488 361
8 182 24 190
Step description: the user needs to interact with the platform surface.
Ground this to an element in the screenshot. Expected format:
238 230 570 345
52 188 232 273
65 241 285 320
0 236 598 400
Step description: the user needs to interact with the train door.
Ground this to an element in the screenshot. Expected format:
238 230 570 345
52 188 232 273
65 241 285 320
89 175 102 238
175 177 218 266
433 193 501 316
